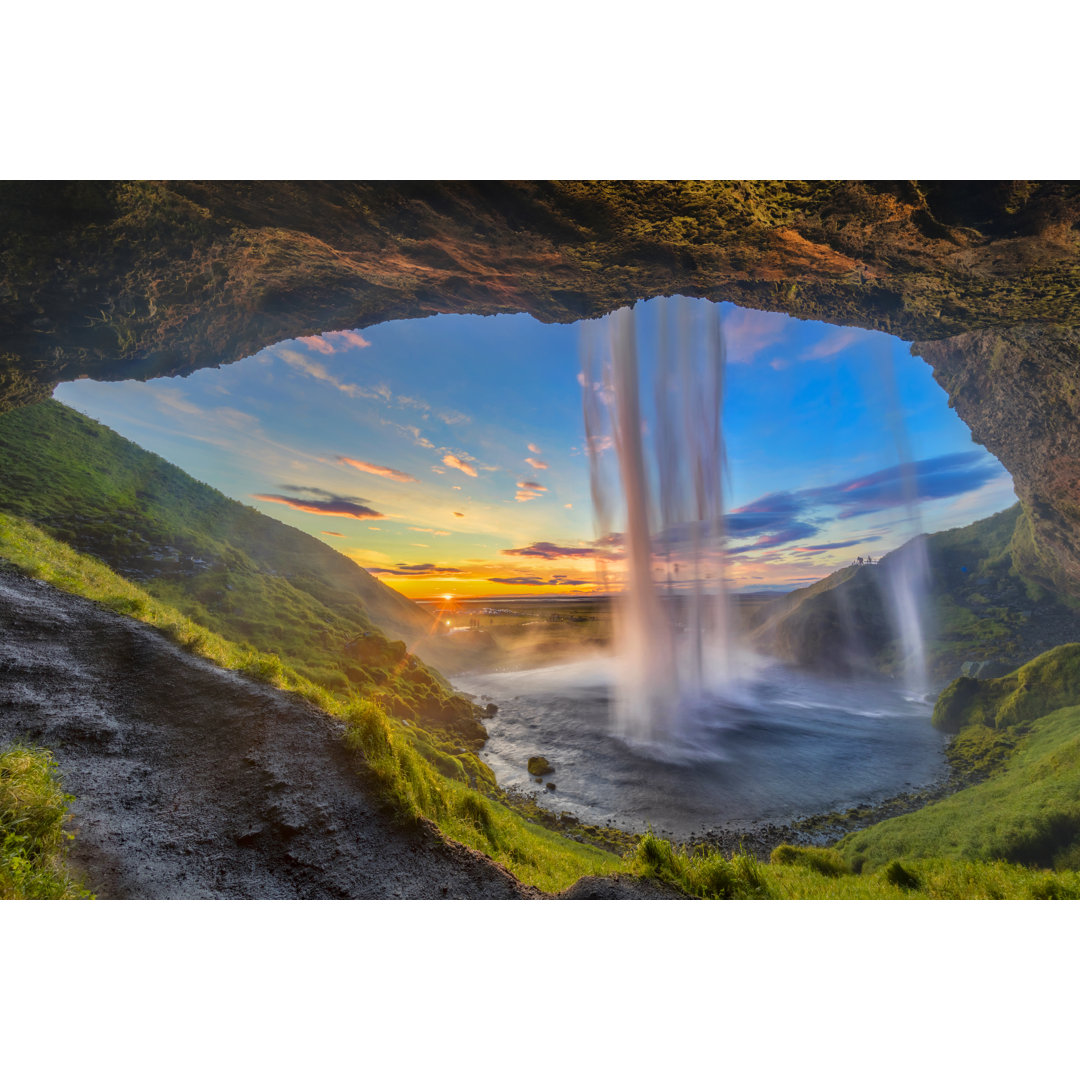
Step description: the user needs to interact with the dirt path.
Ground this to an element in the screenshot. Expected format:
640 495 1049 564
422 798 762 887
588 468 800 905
0 568 539 899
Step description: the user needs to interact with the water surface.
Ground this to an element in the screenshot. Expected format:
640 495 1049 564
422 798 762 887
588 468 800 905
458 657 947 837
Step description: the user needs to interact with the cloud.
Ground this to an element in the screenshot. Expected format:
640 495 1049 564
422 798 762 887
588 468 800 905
801 325 871 361
253 490 383 519
453 511 465 518
726 523 820 555
277 349 385 401
438 409 471 426
805 452 1007 520
501 540 619 561
723 306 792 364
564 503 573 510
713 451 1008 556
487 576 594 587
443 453 478 478
391 424 436 450
365 563 464 577
297 330 371 354
409 526 451 536
792 536 882 553
525 457 548 470
528 443 541 454
594 532 624 548
321 531 345 537
298 336 336 355
338 456 418 483
514 479 548 502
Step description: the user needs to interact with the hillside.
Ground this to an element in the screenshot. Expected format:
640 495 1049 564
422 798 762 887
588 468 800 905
0 400 485 741
0 564 539 898
834 645 1080 873
751 503 1080 684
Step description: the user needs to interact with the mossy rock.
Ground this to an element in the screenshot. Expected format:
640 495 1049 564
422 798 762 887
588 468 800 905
527 756 553 776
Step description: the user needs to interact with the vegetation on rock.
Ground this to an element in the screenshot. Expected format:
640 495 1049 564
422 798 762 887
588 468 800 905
751 504 1080 683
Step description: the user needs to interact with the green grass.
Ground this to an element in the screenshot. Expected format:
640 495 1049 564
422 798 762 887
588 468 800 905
0 511 340 712
0 743 93 899
621 834 1080 899
763 851 1080 899
627 834 770 898
341 700 622 892
0 512 621 893
9 463 1080 898
0 400 480 745
839 705 1080 872
9 513 1080 898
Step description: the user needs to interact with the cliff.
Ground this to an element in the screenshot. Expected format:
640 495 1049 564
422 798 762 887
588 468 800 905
3 180 1080 585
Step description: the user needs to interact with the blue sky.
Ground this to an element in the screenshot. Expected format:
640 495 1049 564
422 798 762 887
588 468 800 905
54 299 1017 596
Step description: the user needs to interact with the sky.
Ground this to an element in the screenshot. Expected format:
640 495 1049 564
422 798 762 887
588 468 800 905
54 299 1018 599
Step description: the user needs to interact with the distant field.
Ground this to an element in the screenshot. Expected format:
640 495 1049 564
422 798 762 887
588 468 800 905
417 593 782 671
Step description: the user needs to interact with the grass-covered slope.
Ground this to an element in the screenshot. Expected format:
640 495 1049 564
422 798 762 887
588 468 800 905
0 400 481 742
838 705 1080 873
831 644 1080 872
0 515 623 893
932 643 1080 733
752 503 1080 682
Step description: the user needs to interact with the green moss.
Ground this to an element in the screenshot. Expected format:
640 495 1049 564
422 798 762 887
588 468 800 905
933 643 1080 733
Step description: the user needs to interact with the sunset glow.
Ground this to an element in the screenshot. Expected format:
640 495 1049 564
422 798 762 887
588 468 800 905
55 303 1016 600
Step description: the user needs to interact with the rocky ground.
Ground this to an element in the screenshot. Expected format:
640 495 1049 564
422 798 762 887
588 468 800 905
0 567 547 899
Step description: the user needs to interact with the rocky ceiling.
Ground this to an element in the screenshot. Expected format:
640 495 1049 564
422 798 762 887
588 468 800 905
2 181 1079 588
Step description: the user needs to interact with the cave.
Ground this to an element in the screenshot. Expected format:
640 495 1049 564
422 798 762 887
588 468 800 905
4 180 1078 596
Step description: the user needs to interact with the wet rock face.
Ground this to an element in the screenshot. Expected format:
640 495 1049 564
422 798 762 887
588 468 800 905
916 325 1080 592
3 180 1080 586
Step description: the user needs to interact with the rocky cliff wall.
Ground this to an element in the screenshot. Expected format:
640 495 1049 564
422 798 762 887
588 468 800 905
3 180 1079 585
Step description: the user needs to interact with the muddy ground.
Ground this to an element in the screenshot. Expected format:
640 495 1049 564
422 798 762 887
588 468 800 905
0 567 555 899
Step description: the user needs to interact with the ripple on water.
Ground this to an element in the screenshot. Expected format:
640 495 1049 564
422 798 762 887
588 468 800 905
457 657 947 837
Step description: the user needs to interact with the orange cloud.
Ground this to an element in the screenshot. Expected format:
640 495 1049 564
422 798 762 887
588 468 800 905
515 480 547 503
453 511 465 517
321 530 345 537
338 455 418 483
514 481 547 503
298 330 372 353
253 493 383 519
525 456 548 470
443 454 478 478
278 349 380 400
528 443 541 454
298 336 335 355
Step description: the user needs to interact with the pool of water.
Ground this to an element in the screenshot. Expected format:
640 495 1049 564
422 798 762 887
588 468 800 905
456 656 948 837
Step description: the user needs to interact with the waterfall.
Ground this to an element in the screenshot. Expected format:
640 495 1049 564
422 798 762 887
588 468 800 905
582 297 735 749
870 339 932 697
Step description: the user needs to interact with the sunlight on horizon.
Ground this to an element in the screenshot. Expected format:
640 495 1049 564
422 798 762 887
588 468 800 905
54 300 1016 600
